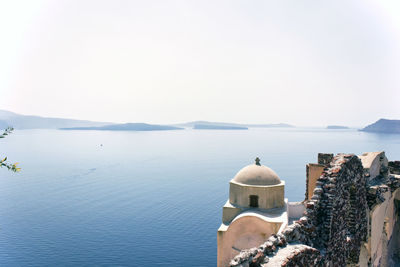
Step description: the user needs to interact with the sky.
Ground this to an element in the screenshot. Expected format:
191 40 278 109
0 0 399 127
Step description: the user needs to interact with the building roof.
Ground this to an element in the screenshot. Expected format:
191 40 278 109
232 161 281 186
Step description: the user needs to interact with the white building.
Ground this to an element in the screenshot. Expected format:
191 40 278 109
217 158 303 267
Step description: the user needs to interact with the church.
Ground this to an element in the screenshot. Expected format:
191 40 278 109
217 158 304 267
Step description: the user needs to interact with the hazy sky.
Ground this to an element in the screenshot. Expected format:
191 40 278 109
0 0 399 126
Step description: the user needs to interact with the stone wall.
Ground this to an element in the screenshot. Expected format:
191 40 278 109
389 161 400 175
318 153 334 165
316 155 367 265
230 152 400 267
255 244 322 267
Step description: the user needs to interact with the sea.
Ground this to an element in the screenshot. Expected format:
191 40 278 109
0 128 399 266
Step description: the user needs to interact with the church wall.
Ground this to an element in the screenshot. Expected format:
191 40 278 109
229 182 285 209
222 200 243 223
218 216 281 267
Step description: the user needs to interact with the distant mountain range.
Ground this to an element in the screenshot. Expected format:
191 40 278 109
3 110 399 134
360 119 400 134
0 110 112 129
61 123 183 131
0 110 296 130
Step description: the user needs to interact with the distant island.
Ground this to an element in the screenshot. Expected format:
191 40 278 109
360 119 400 134
326 125 349 129
175 121 294 129
0 110 112 129
193 124 248 130
60 123 183 131
0 110 295 131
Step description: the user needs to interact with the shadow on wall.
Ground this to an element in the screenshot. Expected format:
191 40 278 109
387 194 400 265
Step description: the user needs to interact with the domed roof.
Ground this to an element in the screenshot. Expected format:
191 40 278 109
232 158 281 186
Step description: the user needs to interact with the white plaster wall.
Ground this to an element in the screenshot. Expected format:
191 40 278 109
287 201 305 219
217 216 281 267
358 152 388 180
370 190 391 266
369 188 400 266
222 200 243 223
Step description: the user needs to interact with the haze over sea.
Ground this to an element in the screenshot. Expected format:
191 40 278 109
0 128 400 266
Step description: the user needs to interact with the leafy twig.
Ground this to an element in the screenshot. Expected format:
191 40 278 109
0 157 20 172
0 127 14 138
0 127 20 172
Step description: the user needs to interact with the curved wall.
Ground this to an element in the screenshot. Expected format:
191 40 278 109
217 216 281 267
229 181 285 209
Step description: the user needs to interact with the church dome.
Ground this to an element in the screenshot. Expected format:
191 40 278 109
232 158 281 186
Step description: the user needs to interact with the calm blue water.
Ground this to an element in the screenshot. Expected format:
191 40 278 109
0 128 400 266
